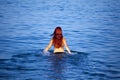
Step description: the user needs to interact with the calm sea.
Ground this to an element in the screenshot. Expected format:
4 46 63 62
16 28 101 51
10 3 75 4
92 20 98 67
0 0 120 80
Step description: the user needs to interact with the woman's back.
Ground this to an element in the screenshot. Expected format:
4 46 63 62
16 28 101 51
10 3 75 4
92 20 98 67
53 37 65 53
44 27 71 54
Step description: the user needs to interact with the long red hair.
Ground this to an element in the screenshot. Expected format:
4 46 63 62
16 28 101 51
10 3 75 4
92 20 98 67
52 27 63 48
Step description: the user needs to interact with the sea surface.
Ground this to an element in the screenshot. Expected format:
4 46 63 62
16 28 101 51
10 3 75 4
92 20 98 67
0 0 120 80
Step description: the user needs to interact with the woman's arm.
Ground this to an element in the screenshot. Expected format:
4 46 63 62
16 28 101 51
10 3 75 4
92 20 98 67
44 39 53 52
63 38 71 54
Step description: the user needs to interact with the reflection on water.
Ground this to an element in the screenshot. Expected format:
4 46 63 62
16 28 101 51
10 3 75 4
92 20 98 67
0 49 119 80
48 54 66 80
0 51 90 80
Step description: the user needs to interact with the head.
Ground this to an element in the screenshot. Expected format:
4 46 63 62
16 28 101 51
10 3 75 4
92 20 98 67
52 27 62 35
52 27 63 48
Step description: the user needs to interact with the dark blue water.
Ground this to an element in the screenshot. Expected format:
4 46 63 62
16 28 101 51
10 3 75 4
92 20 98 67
0 0 120 80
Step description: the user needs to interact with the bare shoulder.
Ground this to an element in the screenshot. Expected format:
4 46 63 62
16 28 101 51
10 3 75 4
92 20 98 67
50 38 53 42
63 37 66 41
50 38 53 41
48 38 53 43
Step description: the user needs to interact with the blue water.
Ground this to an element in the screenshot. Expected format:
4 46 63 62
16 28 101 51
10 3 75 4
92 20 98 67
0 0 120 80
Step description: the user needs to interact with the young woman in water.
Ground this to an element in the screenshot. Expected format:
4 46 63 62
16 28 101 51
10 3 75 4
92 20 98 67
44 26 71 54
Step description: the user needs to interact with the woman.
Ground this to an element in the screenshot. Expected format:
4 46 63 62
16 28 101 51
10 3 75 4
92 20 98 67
44 27 71 54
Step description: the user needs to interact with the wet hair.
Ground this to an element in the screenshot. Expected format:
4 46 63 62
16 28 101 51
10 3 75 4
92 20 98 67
52 27 63 48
